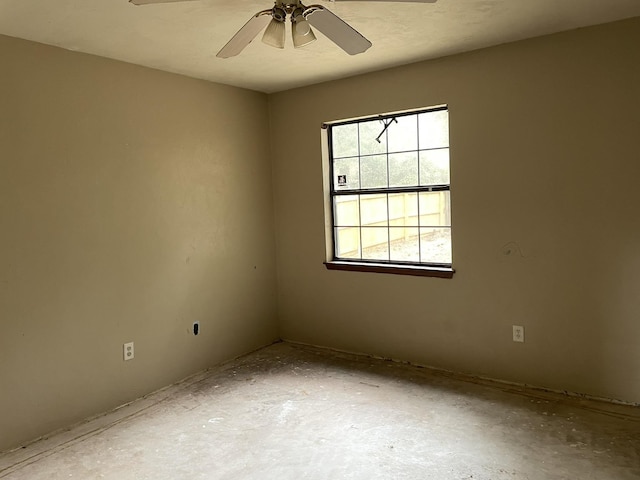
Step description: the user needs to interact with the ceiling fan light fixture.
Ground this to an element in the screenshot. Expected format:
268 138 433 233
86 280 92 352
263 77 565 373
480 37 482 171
292 21 316 48
262 6 287 49
292 10 316 48
262 18 286 48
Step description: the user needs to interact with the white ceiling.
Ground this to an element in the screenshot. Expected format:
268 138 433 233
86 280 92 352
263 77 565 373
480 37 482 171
1 0 639 93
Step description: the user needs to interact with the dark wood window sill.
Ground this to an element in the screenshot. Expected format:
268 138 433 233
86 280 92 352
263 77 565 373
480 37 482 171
324 261 455 278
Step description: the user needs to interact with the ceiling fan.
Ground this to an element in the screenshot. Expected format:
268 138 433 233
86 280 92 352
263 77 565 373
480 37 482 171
129 0 437 58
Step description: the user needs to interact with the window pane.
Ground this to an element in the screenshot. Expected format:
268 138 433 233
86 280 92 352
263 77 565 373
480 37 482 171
389 152 418 188
359 119 387 156
418 110 449 149
332 123 358 158
389 227 420 263
387 115 418 153
334 195 360 227
360 154 388 189
361 227 389 261
419 191 451 227
335 227 361 259
419 149 450 186
333 157 360 191
388 192 418 227
420 227 452 264
360 194 388 227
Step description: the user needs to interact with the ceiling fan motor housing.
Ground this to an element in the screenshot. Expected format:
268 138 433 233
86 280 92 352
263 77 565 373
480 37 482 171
271 5 287 22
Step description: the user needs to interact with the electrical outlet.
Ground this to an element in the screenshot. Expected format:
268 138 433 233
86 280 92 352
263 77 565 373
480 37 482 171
123 342 134 361
512 325 525 343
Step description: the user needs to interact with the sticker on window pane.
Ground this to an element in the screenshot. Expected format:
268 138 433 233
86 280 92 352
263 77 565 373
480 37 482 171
334 157 359 190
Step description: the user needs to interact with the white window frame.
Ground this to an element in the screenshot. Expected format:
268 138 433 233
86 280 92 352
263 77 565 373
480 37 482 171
322 106 454 278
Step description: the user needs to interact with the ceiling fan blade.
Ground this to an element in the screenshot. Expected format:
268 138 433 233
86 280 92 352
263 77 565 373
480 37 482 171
304 6 371 55
129 0 198 5
216 10 273 59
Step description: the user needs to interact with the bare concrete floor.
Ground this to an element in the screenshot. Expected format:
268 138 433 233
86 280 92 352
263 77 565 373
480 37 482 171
1 342 639 479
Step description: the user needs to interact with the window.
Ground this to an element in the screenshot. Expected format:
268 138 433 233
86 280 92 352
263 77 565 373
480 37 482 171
325 106 453 277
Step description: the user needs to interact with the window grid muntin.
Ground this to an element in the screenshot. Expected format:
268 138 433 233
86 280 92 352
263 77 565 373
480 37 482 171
329 106 450 267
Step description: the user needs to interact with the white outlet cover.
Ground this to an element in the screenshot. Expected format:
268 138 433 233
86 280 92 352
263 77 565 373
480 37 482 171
123 342 134 361
512 326 525 343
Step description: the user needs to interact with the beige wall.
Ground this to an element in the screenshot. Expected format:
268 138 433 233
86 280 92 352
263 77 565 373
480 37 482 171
269 18 640 404
0 35 278 452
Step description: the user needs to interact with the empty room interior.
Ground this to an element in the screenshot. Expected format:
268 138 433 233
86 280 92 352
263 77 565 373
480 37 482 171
1 0 640 478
